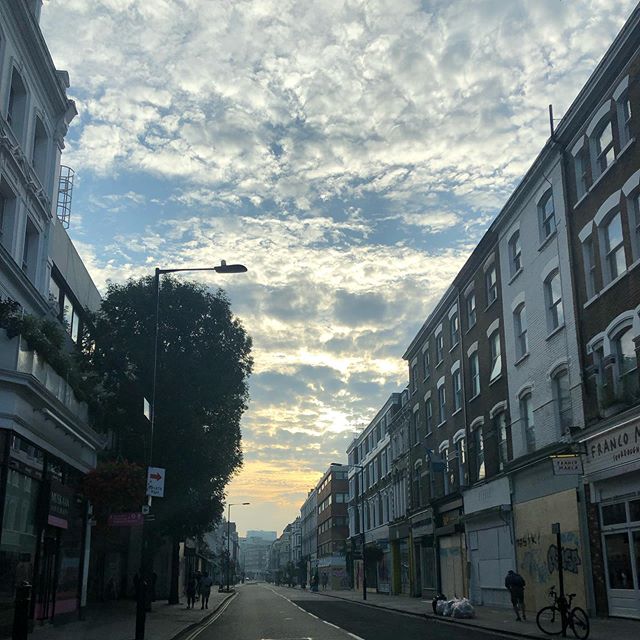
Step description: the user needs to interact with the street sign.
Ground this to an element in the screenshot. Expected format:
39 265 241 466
146 466 166 498
551 455 582 476
108 512 144 527
141 505 150 515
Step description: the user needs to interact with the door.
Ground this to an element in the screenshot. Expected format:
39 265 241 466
34 533 58 621
603 529 640 618
439 534 465 599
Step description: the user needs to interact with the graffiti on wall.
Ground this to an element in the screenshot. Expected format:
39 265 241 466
547 543 582 575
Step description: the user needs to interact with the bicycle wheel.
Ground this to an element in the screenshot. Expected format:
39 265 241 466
570 607 590 639
537 606 563 635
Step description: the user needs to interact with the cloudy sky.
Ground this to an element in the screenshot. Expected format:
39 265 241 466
41 0 636 535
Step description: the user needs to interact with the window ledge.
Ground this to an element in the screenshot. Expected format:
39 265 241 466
423 376 430 383
465 322 477 334
436 360 444 368
514 352 530 367
538 230 557 253
508 268 523 285
618 136 635 159
545 323 565 341
449 342 459 353
489 374 503 386
425 431 433 439
584 261 640 309
452 408 462 417
485 297 498 312
437 421 447 429
468 392 480 402
590 156 617 192
573 190 589 210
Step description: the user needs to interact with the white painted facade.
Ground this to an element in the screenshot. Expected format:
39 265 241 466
497 151 584 460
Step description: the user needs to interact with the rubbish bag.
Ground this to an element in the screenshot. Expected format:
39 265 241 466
435 599 449 616
441 599 455 617
451 597 475 619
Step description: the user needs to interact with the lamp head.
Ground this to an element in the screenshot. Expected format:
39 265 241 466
215 260 247 274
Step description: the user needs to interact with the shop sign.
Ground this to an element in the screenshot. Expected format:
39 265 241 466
584 420 640 475
108 512 144 527
463 476 510 515
48 480 72 529
551 455 582 475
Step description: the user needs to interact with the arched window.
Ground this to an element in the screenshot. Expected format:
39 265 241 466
552 368 572 432
508 230 522 277
544 270 564 332
613 326 638 398
519 392 535 453
513 303 528 360
602 211 627 283
538 190 555 241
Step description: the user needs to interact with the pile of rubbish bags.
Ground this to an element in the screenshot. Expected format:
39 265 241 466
433 595 476 618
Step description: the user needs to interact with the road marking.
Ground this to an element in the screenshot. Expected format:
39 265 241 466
266 586 356 638
182 592 238 640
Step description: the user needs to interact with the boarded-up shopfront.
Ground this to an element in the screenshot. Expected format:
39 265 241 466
513 488 587 614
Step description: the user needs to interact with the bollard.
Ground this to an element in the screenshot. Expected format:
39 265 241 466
12 582 31 640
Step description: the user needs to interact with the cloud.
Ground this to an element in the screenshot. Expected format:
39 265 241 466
40 0 638 534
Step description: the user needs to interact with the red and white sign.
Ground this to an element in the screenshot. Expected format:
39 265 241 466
146 466 166 498
108 512 144 527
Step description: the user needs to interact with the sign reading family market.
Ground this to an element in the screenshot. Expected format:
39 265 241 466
108 512 144 527
584 419 640 474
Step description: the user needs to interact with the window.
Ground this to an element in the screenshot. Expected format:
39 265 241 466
614 326 638 398
425 398 433 435
603 212 626 283
574 147 589 199
466 291 476 328
545 270 564 332
413 467 422 508
437 384 446 424
469 352 480 397
509 231 522 277
595 120 615 174
495 411 511 468
450 312 459 346
32 117 49 184
436 333 444 363
582 236 597 298
7 69 27 141
411 362 418 393
520 393 535 453
489 331 501 381
539 190 556 240
452 369 462 412
412 410 420 444
630 193 640 261
0 187 15 251
455 437 466 486
21 218 39 281
553 369 572 432
514 304 528 360
473 426 485 481
422 346 430 380
485 265 497 305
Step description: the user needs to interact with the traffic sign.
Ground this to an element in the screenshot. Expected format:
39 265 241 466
146 466 166 498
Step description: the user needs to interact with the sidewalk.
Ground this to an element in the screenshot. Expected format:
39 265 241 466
28 590 234 640
315 588 640 640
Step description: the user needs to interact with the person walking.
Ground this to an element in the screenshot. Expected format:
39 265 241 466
505 570 526 621
185 573 197 609
199 571 213 609
321 572 328 591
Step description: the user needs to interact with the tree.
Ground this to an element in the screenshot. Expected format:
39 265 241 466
84 276 252 598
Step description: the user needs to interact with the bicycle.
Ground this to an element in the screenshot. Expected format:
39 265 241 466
536 586 590 639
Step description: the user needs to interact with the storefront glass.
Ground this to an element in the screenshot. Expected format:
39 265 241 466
605 533 634 589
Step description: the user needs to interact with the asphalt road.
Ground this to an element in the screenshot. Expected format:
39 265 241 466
189 583 512 640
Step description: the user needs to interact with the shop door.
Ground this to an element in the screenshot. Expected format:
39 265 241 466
439 534 465 599
603 529 640 618
34 533 58 621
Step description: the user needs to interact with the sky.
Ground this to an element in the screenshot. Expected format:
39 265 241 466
41 0 637 536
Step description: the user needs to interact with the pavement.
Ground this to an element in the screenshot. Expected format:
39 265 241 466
309 586 640 640
28 589 234 640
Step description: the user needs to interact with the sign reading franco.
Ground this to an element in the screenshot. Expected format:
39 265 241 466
584 420 640 475
551 455 582 476
146 466 166 498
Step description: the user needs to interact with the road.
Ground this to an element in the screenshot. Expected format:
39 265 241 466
187 583 511 640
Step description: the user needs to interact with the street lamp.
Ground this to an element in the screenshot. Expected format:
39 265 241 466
135 261 247 640
350 464 367 601
226 502 250 592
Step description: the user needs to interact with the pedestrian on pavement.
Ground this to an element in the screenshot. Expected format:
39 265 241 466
199 571 213 609
186 574 197 609
195 570 202 602
321 573 328 591
504 570 526 621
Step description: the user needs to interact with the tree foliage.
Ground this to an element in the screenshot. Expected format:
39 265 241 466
84 276 253 539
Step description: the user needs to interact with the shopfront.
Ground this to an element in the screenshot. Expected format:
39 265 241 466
435 499 466 599
463 477 514 608
0 433 87 634
410 508 436 598
583 417 640 618
389 521 410 595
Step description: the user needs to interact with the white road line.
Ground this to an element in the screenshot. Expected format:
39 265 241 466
182 592 238 640
266 586 358 639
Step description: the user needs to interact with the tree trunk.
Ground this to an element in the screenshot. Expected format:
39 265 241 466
168 537 180 604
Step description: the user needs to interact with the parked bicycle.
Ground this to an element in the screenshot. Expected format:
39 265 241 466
536 586 589 639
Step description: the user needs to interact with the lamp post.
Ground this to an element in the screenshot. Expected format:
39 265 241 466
135 261 247 640
226 502 250 592
350 464 366 601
